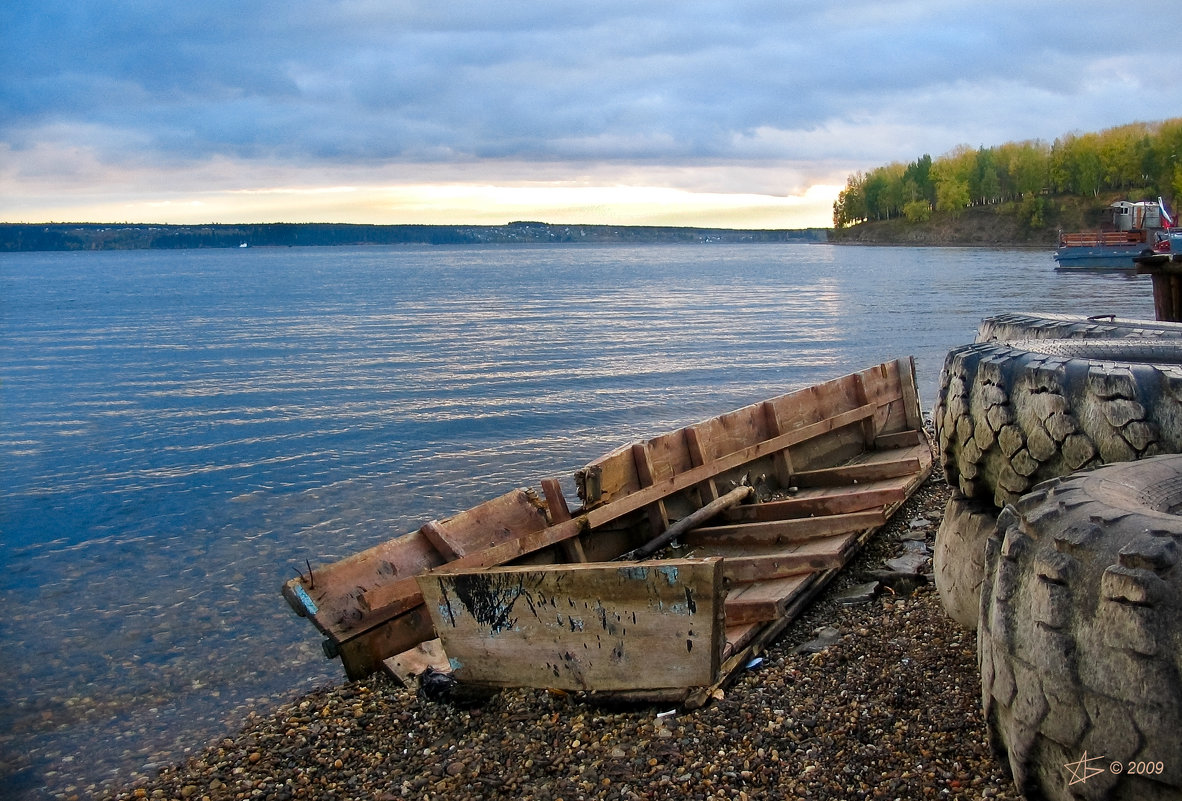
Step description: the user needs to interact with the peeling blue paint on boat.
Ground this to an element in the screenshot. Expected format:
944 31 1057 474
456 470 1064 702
292 584 318 616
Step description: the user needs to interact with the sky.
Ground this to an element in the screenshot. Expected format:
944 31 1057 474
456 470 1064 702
3 0 1181 229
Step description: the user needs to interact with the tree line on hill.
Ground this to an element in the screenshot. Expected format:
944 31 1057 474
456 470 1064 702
832 118 1182 231
0 222 827 252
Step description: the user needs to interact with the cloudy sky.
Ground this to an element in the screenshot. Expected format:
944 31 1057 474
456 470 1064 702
3 0 1181 228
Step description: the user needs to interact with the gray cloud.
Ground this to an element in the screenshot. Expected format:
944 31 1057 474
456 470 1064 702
3 0 1181 176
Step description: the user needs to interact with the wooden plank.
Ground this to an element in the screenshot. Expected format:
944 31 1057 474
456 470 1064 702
579 446 639 505
724 575 812 625
718 485 906 521
382 639 450 687
684 509 886 547
896 357 924 431
852 373 879 448
761 401 795 488
632 442 671 530
684 424 720 502
793 457 921 487
874 430 922 449
645 428 695 481
418 559 724 691
540 478 572 522
334 604 436 680
715 536 853 582
697 401 773 462
542 477 587 563
416 489 549 561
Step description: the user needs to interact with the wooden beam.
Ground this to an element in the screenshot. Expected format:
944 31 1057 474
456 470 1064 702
724 575 812 625
335 605 436 680
717 541 851 583
792 457 921 487
542 477 587 563
540 478 572 522
874 430 922 449
632 442 671 530
684 509 886 548
852 373 879 449
684 425 720 502
718 486 905 521
761 401 795 488
897 357 924 431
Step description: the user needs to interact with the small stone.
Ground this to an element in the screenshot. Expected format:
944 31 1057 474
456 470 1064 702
833 581 879 605
793 626 840 654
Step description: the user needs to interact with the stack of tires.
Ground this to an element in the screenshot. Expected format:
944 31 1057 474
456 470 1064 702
932 312 1182 800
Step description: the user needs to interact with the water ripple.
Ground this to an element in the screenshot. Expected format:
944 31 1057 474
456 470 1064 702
0 244 1155 799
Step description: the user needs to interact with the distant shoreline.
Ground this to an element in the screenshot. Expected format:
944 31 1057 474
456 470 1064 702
0 222 828 252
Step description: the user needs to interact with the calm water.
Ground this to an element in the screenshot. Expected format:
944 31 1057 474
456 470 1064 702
0 244 1155 799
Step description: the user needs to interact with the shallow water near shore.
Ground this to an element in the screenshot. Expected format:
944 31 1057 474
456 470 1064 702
0 243 1155 799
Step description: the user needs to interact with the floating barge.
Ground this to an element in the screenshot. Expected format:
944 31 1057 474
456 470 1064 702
1054 199 1173 271
282 359 933 706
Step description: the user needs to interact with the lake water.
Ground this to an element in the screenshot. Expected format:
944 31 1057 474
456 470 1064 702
0 243 1156 799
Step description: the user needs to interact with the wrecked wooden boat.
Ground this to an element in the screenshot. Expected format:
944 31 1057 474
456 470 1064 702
282 358 933 706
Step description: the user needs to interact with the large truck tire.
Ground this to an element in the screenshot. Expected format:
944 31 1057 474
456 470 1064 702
978 456 1182 800
934 492 999 629
977 313 1182 344
934 339 1182 509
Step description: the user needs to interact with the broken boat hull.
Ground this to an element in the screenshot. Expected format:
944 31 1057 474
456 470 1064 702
283 358 933 703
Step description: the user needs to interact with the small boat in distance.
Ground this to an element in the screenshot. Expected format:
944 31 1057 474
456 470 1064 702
239 242 249 248
1054 199 1174 271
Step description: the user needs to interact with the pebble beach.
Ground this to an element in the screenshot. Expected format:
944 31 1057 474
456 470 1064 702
93 470 1022 801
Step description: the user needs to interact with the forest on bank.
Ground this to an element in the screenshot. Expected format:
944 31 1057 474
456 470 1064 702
831 118 1182 233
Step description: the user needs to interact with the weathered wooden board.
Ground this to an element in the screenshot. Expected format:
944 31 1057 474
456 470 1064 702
718 484 905 521
382 639 450 686
333 604 436 680
418 559 724 691
792 457 922 487
683 509 886 547
420 488 549 560
724 575 812 625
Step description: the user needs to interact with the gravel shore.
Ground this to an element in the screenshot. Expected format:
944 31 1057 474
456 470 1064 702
97 473 1021 801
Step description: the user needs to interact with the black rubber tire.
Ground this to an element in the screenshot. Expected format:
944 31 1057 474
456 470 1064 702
978 313 1182 344
934 339 1182 508
979 455 1182 800
934 492 999 630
